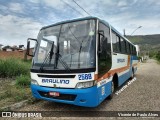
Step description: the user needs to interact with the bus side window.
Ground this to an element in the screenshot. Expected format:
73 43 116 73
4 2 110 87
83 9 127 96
116 36 121 53
129 43 131 55
131 45 133 55
121 38 126 54
124 40 127 54
134 47 136 55
128 43 131 55
98 22 111 77
130 44 132 55
112 32 117 52
126 42 130 54
112 32 122 53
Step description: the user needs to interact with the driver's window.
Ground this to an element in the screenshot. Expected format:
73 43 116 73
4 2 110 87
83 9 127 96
98 22 111 77
37 36 57 63
37 40 48 62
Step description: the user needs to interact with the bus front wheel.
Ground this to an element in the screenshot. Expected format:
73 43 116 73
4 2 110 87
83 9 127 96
108 80 114 100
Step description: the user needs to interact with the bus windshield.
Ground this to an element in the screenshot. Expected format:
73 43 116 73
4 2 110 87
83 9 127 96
33 19 96 70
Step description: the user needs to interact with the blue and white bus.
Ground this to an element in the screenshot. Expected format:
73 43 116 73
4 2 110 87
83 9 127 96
27 17 138 107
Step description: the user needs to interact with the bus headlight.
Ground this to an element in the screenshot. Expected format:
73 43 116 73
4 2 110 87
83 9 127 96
31 79 39 85
76 81 96 89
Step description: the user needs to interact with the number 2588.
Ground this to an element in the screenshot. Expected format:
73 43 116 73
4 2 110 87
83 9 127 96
78 74 92 80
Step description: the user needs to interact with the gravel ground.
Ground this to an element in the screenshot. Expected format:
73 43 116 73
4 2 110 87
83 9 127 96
14 59 160 119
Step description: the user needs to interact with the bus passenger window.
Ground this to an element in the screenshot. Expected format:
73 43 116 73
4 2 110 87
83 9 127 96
112 32 117 52
121 38 126 53
116 36 121 52
126 42 130 54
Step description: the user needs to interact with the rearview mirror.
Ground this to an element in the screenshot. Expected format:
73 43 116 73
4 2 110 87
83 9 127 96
98 30 104 36
26 38 37 57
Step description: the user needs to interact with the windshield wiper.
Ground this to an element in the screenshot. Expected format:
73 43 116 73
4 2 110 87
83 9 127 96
56 53 70 70
49 41 54 64
54 25 70 71
40 41 54 71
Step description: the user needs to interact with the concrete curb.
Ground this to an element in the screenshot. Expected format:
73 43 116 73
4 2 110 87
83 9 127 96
0 100 28 111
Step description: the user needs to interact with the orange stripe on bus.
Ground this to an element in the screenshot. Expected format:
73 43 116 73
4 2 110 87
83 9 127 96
95 55 131 82
96 66 130 81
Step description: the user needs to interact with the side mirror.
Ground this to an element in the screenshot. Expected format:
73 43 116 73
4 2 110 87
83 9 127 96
26 38 37 57
98 30 104 36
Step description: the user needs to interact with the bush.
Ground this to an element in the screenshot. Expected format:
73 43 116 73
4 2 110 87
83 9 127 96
15 75 30 87
0 58 31 78
156 51 160 61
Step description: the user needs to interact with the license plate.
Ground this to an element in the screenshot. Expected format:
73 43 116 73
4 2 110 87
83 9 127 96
49 92 60 97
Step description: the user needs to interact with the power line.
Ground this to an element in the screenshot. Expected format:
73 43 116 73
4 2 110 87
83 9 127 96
60 0 84 17
72 0 91 16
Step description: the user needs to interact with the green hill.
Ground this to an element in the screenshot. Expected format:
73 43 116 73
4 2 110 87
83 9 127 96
126 34 160 45
126 34 160 54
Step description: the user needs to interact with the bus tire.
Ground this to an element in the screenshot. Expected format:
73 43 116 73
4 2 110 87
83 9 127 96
108 80 114 100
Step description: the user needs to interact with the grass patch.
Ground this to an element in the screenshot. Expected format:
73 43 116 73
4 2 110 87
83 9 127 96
0 58 31 78
0 79 31 108
15 75 30 87
0 58 32 108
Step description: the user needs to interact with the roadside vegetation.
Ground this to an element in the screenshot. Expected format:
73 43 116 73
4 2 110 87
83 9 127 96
0 58 32 108
149 51 160 63
155 51 160 63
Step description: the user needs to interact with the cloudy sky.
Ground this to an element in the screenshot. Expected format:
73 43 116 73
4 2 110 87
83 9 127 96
0 0 160 46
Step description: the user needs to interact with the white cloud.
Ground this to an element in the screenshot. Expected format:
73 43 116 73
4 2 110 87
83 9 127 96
42 0 65 10
0 15 43 46
29 0 40 4
117 1 128 7
126 18 160 35
0 5 8 11
8 3 23 13
108 15 160 35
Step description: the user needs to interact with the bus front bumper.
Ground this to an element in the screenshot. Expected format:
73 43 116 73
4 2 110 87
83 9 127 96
31 84 99 107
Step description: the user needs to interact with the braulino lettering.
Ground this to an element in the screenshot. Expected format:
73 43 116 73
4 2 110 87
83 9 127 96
60 80 63 84
42 79 48 83
49 79 52 83
55 79 59 83
42 79 69 84
52 79 56 83
66 80 69 84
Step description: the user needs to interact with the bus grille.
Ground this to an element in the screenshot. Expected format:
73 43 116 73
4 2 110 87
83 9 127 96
38 91 77 101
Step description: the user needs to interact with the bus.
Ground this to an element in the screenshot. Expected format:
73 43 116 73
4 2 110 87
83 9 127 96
27 16 138 107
